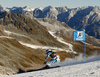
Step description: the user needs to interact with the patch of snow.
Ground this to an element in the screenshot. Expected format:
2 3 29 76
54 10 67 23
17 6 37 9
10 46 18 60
4 30 28 38
48 31 73 51
23 6 35 11
38 7 44 11
19 41 69 52
0 36 13 39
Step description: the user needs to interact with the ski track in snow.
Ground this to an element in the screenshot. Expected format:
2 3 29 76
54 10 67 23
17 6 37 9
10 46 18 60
3 56 100 77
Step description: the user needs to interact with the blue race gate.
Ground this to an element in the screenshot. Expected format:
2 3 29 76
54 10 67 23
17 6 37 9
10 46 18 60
73 26 86 58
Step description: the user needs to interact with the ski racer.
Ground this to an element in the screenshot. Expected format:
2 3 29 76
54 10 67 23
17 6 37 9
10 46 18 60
44 49 60 68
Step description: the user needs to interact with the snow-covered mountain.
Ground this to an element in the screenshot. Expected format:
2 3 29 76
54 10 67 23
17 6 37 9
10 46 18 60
7 6 18 10
22 6 34 11
33 6 58 19
32 6 100 39
55 6 69 14
0 5 9 12
7 6 34 12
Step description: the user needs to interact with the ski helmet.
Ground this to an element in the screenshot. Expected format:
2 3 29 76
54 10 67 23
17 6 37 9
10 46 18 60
46 49 51 54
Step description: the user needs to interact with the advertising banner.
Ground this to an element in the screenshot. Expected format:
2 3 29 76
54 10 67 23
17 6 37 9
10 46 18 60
73 30 85 41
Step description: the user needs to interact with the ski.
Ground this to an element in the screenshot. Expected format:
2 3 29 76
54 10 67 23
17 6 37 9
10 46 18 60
18 66 60 74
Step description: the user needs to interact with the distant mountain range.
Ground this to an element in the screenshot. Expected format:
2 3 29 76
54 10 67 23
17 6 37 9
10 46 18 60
33 6 100 39
0 5 99 39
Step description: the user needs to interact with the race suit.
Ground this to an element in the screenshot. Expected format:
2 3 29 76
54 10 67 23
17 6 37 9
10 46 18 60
45 51 60 66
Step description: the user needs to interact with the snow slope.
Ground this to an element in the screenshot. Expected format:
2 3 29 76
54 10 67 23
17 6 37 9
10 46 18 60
3 56 100 77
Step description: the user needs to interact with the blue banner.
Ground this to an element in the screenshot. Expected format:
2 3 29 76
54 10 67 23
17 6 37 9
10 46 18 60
74 30 85 41
73 26 86 59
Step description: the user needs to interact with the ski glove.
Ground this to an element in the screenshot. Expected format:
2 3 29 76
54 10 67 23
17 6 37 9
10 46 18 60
44 61 47 64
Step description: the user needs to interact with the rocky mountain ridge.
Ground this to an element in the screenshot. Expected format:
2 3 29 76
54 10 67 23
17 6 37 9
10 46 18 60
0 5 99 39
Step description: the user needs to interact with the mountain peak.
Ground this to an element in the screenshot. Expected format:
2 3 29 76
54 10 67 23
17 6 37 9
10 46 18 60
0 4 2 7
23 6 34 11
0 4 9 12
0 4 3 9
23 6 29 9
37 7 44 11
43 6 53 11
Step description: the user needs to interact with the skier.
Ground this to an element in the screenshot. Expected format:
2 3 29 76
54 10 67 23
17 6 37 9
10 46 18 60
44 49 60 68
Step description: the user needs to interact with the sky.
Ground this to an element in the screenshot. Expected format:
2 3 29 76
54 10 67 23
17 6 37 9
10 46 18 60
0 0 100 8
